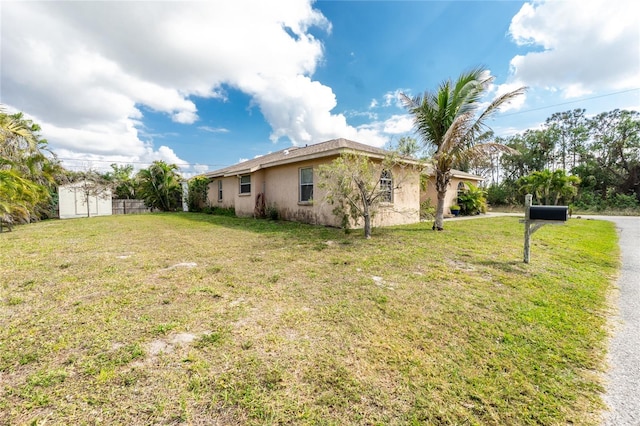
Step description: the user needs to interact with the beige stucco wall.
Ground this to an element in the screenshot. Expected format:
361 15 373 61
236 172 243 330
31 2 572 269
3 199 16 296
421 176 482 215
206 177 236 209
205 157 421 228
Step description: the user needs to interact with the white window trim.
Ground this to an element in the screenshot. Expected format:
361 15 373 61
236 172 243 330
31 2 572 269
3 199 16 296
239 175 251 195
218 180 223 201
299 167 313 204
380 170 393 203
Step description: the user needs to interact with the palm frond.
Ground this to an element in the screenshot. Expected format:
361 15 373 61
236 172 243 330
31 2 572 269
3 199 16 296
466 86 528 140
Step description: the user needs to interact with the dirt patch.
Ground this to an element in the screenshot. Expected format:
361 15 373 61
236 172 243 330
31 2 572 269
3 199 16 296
147 332 199 356
162 262 198 271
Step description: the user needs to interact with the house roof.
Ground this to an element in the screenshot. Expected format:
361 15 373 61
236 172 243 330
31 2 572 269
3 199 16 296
202 137 483 181
202 138 406 178
449 169 484 181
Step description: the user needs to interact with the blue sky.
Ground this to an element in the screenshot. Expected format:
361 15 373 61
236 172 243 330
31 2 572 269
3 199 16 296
2 0 638 176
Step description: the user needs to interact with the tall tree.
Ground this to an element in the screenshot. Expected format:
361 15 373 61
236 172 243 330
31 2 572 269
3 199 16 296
587 109 640 201
1 108 62 222
102 163 137 199
136 161 183 211
402 67 526 230
545 109 589 170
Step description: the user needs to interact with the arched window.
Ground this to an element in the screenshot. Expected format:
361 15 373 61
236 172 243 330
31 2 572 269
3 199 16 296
457 182 466 204
380 170 393 203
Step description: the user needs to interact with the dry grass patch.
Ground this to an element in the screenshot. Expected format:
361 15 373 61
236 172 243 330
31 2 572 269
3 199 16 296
0 213 618 425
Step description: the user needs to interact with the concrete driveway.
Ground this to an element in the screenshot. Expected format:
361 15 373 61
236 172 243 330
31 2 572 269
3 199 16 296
591 216 640 425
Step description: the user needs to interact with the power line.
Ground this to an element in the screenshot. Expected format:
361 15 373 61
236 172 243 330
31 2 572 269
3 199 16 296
55 157 230 169
51 87 639 169
499 88 640 118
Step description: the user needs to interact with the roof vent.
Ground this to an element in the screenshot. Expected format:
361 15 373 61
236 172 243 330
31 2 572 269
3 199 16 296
284 149 289 155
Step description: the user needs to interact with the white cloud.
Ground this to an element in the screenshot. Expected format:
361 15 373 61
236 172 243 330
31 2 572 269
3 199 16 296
193 164 210 174
382 115 414 135
198 126 230 134
507 0 640 98
382 89 409 108
491 81 528 112
2 0 391 169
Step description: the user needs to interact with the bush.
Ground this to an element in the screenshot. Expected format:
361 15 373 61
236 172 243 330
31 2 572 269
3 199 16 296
208 207 235 217
573 191 604 211
574 190 639 211
188 176 209 212
266 204 279 220
486 182 517 206
458 183 487 215
420 199 435 220
606 192 639 209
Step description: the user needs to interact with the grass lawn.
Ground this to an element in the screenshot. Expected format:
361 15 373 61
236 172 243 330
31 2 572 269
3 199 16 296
0 213 619 425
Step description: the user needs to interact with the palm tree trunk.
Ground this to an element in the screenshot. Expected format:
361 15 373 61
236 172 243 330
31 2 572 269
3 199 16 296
434 190 445 230
433 168 449 230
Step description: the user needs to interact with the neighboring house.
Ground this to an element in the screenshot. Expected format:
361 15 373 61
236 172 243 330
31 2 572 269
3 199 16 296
420 168 484 214
202 138 484 227
202 138 422 229
58 181 112 219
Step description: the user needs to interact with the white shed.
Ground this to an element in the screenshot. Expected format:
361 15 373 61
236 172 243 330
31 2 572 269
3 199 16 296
58 181 112 219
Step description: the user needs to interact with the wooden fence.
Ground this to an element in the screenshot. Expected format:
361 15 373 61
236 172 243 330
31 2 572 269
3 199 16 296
112 199 151 215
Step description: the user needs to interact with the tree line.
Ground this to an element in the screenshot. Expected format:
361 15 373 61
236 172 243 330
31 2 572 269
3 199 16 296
3 85 638 232
465 108 640 210
1 107 193 228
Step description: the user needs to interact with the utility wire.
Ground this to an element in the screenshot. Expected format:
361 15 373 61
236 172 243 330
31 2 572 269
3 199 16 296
499 88 640 118
51 87 640 169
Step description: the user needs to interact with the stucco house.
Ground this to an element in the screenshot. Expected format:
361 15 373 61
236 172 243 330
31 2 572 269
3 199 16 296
203 138 422 228
202 138 484 228
421 168 484 215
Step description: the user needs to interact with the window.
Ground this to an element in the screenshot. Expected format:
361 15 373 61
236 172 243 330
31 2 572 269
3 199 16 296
218 180 223 201
457 182 466 204
380 170 393 203
299 167 313 202
239 175 251 194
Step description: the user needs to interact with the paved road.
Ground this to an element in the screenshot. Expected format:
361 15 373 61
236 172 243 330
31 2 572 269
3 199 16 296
592 216 640 426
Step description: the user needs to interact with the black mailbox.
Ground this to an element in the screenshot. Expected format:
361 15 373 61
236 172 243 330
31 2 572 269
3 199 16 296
529 205 568 221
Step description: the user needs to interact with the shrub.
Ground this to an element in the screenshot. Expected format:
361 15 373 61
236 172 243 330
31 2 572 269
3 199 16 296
606 192 639 210
458 183 487 215
209 207 235 217
188 176 209 212
420 199 435 220
486 182 516 206
266 204 280 220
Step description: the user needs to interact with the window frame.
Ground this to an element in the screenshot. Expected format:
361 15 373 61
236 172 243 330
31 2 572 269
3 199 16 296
217 180 223 201
456 181 466 204
299 167 314 203
379 170 393 203
239 175 251 195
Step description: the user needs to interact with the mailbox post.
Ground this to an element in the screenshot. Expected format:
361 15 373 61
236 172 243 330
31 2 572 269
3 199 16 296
521 194 568 263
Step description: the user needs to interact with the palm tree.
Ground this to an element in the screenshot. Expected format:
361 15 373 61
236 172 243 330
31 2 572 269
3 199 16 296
136 161 183 211
402 67 526 230
0 169 47 229
517 169 580 205
1 108 58 223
